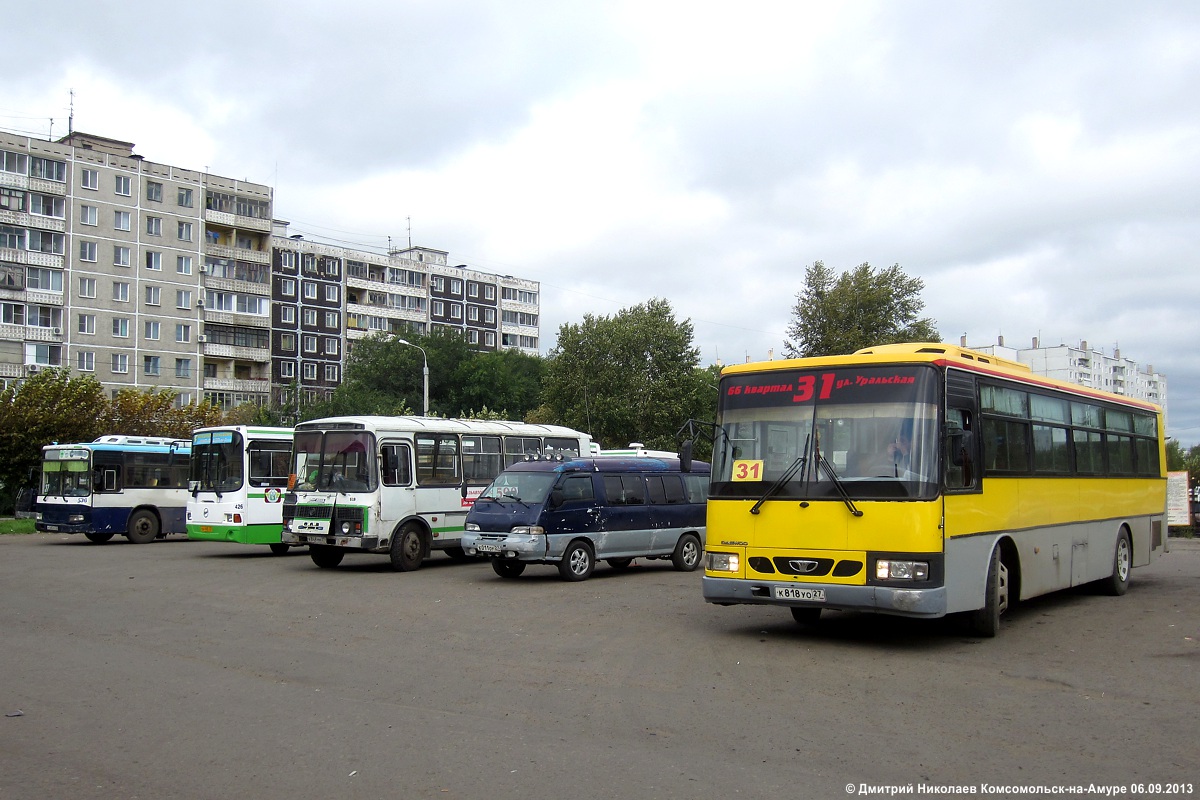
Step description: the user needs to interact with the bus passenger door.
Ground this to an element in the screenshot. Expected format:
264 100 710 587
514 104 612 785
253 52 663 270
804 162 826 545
379 441 415 535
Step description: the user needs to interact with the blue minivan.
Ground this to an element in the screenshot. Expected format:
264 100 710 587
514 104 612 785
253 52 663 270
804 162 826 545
461 455 710 581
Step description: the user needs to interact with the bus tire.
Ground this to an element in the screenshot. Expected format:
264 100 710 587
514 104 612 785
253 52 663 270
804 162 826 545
310 544 344 568
84 532 114 544
126 510 159 544
1100 528 1132 596
558 540 595 581
492 559 526 579
671 533 703 571
790 606 821 625
269 543 290 555
389 524 426 572
968 544 1008 638
607 557 634 570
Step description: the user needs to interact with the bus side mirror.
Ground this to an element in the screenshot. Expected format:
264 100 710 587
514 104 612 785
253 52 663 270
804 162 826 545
680 440 693 473
461 483 469 499
548 489 564 510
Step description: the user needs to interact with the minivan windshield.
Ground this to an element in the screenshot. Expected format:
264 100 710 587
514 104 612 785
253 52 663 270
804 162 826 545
479 470 559 505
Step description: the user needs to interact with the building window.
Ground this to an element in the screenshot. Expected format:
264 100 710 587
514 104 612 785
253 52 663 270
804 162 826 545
468 282 479 298
177 255 192 275
279 251 295 270
303 362 317 380
29 157 66 182
175 358 191 378
280 361 295 379
431 276 444 292
115 175 131 196
114 210 131 231
145 286 161 306
143 355 160 376
468 306 479 322
280 277 296 297
325 284 339 302
112 318 129 337
0 188 25 212
146 216 162 236
145 251 162 270
484 331 495 347
78 241 97 262
112 282 129 302
114 245 131 267
144 321 160 340
280 333 295 353
146 181 163 202
176 289 192 309
77 314 96 335
177 187 193 207
483 308 495 324
81 169 99 190
77 351 95 372
325 337 339 356
111 353 128 374
80 205 97 226
78 277 96 298
450 304 462 321
303 335 317 353
27 267 62 292
177 222 193 242
450 279 463 295
176 324 191 343
484 285 495 300
324 364 338 382
325 311 338 328
281 306 295 324
303 281 317 300
303 308 317 326
432 300 444 316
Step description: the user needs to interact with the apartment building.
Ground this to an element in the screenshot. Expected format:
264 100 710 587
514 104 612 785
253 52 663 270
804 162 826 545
969 335 1168 410
0 130 542 410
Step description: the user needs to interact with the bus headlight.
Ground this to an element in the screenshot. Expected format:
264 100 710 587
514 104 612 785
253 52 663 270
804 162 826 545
68 514 85 524
707 552 739 572
875 560 929 580
340 520 357 535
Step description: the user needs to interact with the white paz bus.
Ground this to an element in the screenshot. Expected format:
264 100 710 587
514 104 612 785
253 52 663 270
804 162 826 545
280 416 593 570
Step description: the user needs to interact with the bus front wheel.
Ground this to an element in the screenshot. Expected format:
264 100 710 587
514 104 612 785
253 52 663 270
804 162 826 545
790 607 821 625
126 510 159 544
269 543 290 555
84 532 114 544
1099 528 1132 596
389 524 426 572
310 544 344 568
969 545 1009 637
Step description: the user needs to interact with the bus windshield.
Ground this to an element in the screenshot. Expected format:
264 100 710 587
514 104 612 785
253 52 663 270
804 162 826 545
292 430 377 493
712 365 941 501
41 453 92 497
191 430 245 492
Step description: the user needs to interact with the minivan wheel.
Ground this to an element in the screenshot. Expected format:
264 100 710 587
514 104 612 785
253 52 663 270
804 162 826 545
558 540 595 581
492 559 526 579
671 533 702 571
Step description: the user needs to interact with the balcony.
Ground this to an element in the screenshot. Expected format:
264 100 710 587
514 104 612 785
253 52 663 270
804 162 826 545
0 247 64 270
203 377 270 393
22 326 63 343
0 362 22 378
204 208 272 233
205 242 270 265
201 309 271 328
0 209 67 234
201 340 270 363
201 274 271 296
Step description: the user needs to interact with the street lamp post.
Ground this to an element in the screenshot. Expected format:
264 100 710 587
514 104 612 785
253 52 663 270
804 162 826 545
395 337 429 416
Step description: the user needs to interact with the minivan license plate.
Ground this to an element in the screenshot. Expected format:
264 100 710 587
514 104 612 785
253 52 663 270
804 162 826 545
774 586 825 602
476 544 501 554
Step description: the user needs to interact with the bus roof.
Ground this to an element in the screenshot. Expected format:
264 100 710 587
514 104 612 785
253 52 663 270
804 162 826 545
720 342 1161 413
293 415 590 439
506 455 711 474
192 426 293 438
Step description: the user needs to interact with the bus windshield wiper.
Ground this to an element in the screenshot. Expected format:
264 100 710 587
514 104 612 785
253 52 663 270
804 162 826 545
750 435 810 515
816 449 863 517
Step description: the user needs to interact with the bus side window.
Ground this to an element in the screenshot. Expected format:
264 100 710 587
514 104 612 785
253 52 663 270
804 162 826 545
381 444 412 487
945 409 976 490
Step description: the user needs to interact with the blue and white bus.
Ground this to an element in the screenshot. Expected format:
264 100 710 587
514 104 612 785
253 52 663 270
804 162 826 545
34 436 192 544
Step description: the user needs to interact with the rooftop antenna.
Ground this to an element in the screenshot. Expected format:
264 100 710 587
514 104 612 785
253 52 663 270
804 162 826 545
407 216 412 249
68 88 75 136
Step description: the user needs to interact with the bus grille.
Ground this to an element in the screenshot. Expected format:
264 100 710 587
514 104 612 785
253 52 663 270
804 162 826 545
291 505 333 520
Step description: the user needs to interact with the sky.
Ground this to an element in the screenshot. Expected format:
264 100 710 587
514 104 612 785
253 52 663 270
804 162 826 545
6 1 1200 444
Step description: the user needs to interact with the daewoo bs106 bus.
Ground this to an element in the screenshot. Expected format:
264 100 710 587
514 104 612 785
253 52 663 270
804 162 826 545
280 416 592 571
34 436 192 544
699 343 1167 637
186 426 295 553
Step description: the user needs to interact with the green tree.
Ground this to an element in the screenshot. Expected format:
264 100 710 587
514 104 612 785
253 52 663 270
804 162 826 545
783 261 940 358
541 298 710 451
101 388 223 438
0 368 108 509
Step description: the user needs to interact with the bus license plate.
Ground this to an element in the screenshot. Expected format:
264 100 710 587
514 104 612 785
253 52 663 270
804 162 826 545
200 526 213 533
476 544 501 554
774 586 825 602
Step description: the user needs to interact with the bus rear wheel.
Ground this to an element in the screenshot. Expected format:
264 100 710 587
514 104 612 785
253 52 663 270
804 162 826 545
968 544 1009 637
389 524 426 572
84 532 114 544
126 510 159 544
309 544 344 568
1099 528 1132 596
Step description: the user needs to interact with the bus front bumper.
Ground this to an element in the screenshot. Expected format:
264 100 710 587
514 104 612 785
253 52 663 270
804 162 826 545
281 530 380 550
702 576 947 618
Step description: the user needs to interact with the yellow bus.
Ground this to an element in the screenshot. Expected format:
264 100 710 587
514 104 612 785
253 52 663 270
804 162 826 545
701 343 1168 636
